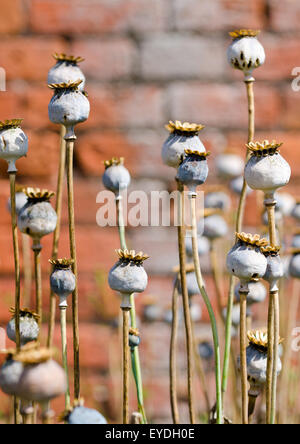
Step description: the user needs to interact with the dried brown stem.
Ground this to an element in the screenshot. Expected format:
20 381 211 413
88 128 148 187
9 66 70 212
169 278 180 424
32 240 43 332
239 289 249 424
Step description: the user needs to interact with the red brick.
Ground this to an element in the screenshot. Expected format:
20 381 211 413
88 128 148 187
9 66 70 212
0 37 67 82
86 84 164 129
174 0 266 31
71 39 136 81
0 0 26 34
29 0 167 34
140 35 225 80
269 0 300 31
168 82 282 130
282 85 300 130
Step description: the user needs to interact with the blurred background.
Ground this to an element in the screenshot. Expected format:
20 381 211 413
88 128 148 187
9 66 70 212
0 0 300 424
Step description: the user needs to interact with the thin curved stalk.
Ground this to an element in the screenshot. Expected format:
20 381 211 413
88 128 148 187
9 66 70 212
21 234 32 308
122 308 130 424
270 290 279 424
170 278 180 424
189 194 223 424
222 79 255 399
239 289 248 424
177 182 196 424
48 125 66 348
266 295 274 424
60 306 71 410
66 139 80 400
116 196 147 423
32 240 43 332
210 240 224 320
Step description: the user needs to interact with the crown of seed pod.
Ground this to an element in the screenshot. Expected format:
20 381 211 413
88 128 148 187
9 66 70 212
102 157 131 193
227 30 265 81
289 248 300 279
15 347 67 403
261 246 284 291
59 399 108 425
48 53 86 91
7 308 39 347
109 249 149 308
0 119 28 173
241 330 282 394
234 279 267 306
129 328 141 349
245 141 291 200
177 149 210 193
215 153 244 180
18 188 57 243
48 80 90 140
49 259 76 307
0 349 24 396
230 175 253 197
200 208 228 240
162 120 206 168
227 233 268 287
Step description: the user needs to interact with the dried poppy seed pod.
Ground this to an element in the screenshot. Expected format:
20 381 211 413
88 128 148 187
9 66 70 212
162 121 206 168
129 328 141 349
177 149 210 193
275 192 296 217
235 279 267 306
109 250 149 308
62 400 108 425
49 259 76 307
223 303 252 329
0 354 24 396
18 188 57 244
201 209 228 240
48 80 90 140
215 153 244 180
262 246 284 292
242 330 282 391
245 141 291 201
185 234 210 257
204 190 231 211
178 271 199 298
7 308 39 347
230 175 253 196
227 30 265 82
102 157 131 194
15 347 67 403
226 233 268 287
48 53 86 91
0 120 28 173
292 231 300 249
292 202 300 221
289 249 300 279
7 186 27 215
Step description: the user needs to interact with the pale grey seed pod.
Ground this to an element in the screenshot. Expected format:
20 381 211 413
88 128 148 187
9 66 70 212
7 309 39 347
48 54 86 91
235 280 266 306
223 303 252 329
230 175 253 196
245 141 291 198
190 302 202 322
292 233 300 249
262 248 284 292
162 121 206 168
18 189 57 241
177 150 209 193
0 120 28 173
204 191 231 211
275 192 296 217
7 190 28 215
185 234 210 257
292 202 300 221
102 158 131 193
203 213 228 240
0 358 24 396
50 259 76 307
178 272 199 298
227 30 265 81
67 406 107 425
226 233 268 286
142 303 162 323
215 153 244 180
48 80 90 140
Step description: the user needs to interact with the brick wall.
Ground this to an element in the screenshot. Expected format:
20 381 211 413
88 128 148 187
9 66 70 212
0 0 299 423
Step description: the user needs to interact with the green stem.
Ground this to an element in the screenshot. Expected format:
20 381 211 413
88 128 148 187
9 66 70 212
189 194 223 424
222 276 235 395
116 195 147 424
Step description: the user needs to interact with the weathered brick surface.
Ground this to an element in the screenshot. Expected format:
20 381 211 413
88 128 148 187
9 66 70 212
269 0 300 31
29 0 169 34
0 0 26 34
